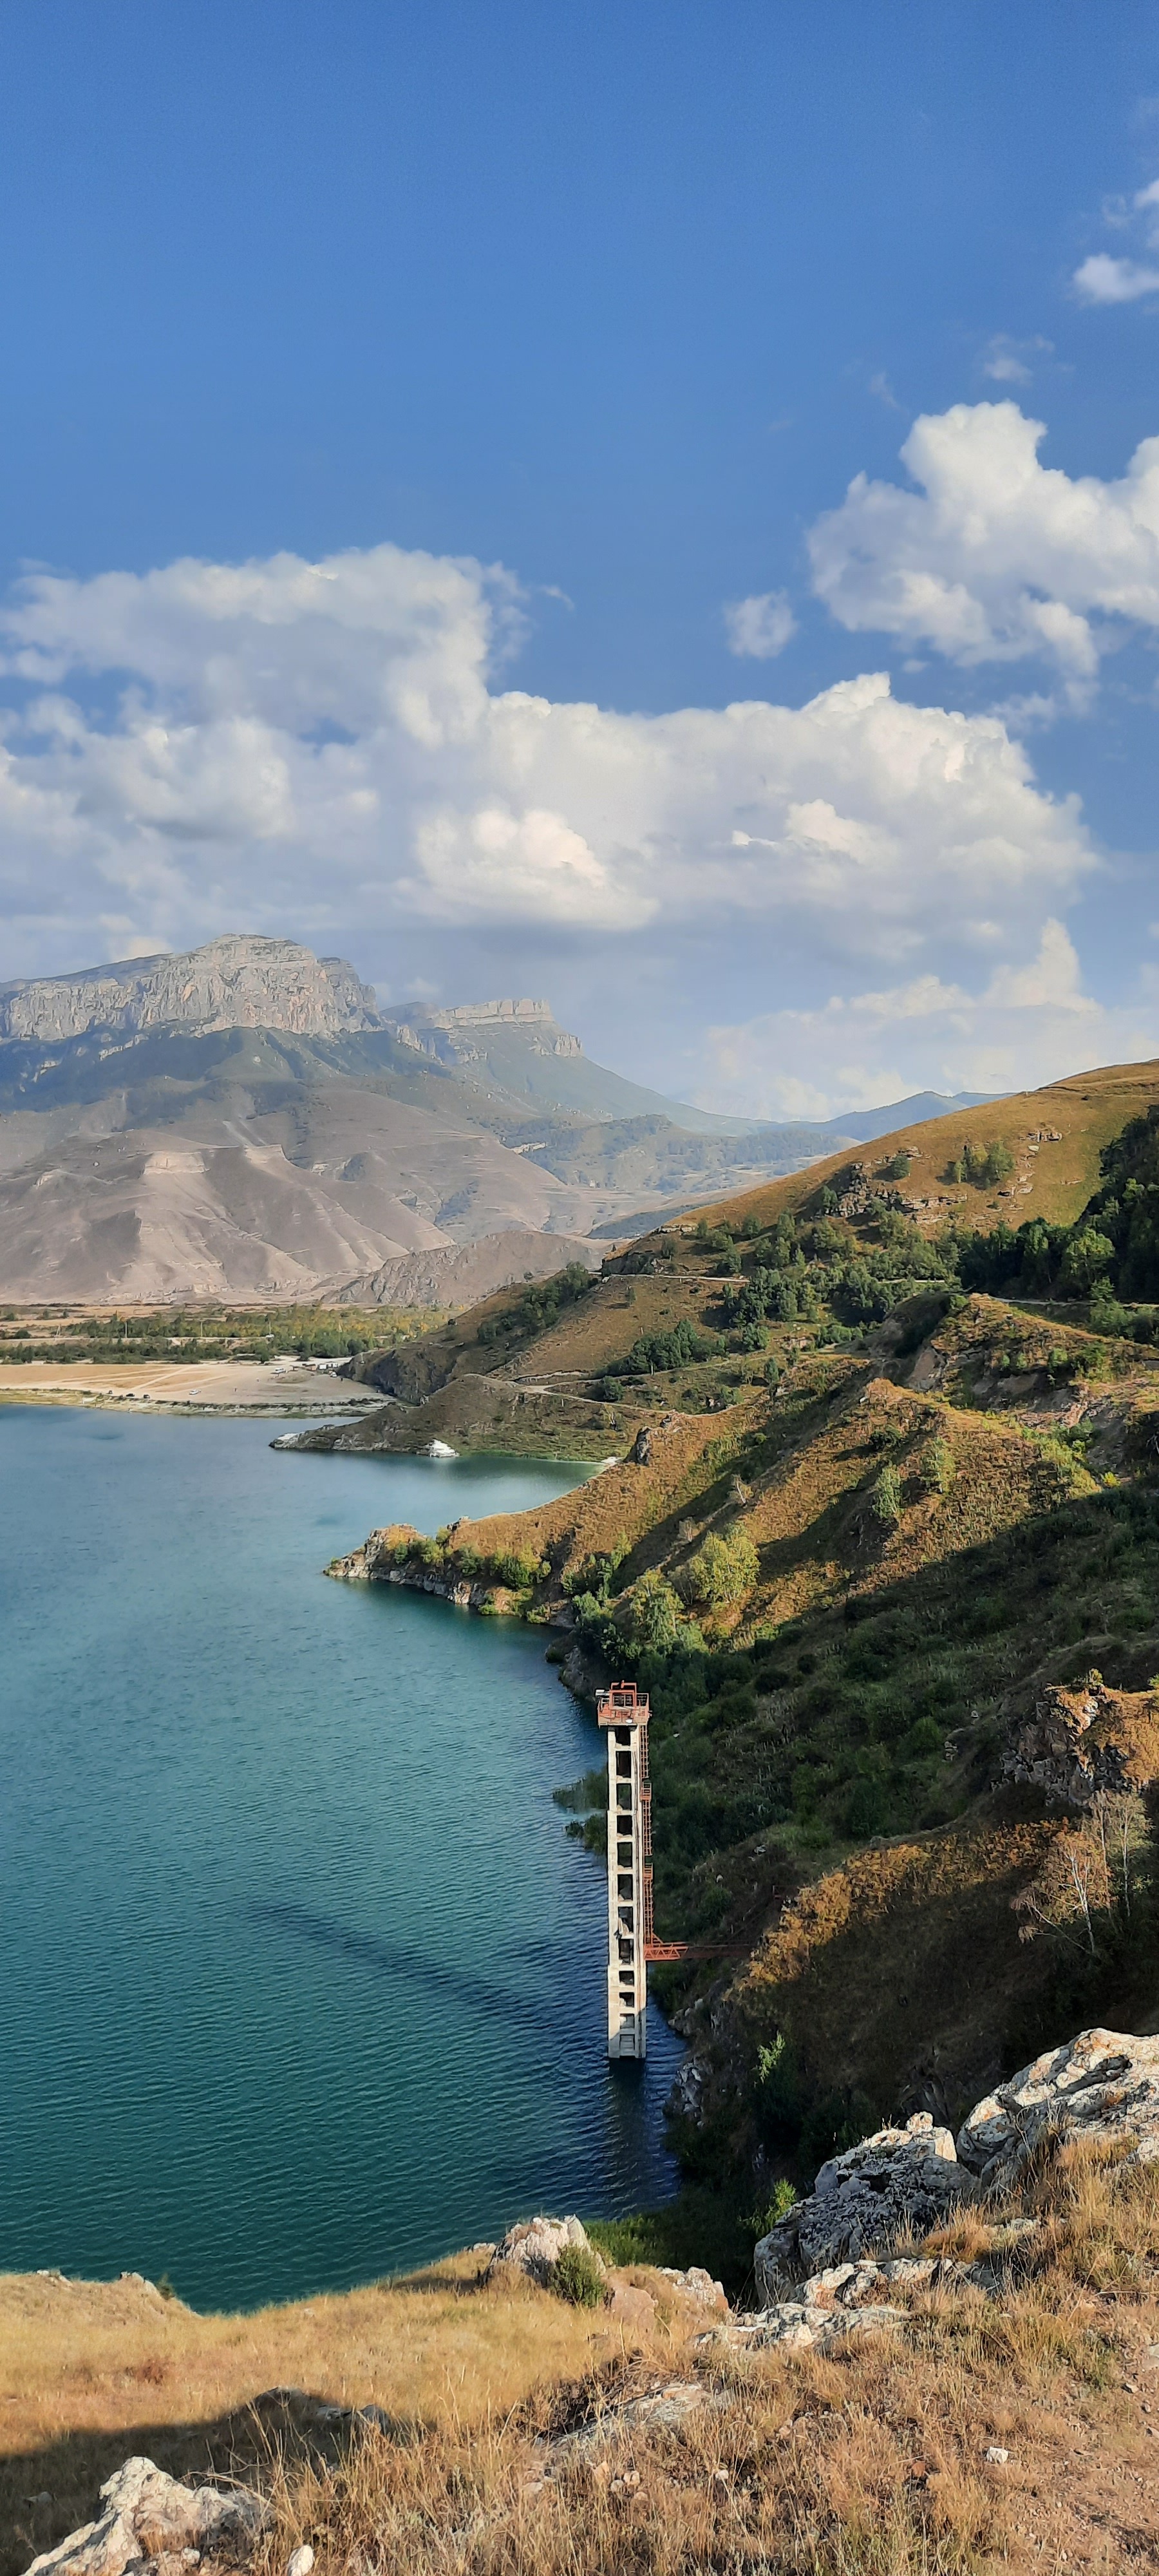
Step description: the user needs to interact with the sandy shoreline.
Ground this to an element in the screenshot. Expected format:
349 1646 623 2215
0 1358 381 1416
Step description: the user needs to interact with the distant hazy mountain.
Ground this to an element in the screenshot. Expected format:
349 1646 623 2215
380 995 754 1134
0 935 996 1300
802 1090 994 1143
0 933 380 1043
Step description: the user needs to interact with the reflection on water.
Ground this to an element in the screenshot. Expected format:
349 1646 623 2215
0 1410 683 2310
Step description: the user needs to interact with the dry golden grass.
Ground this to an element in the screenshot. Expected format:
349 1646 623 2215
734 1810 1068 2117
379 1403 760 1593
9 2155 1159 2575
0 2256 688 2573
247 2151 1159 2576
658 1055 1159 1245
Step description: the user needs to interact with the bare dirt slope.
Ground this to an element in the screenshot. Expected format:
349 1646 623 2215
0 1092 607 1303
0 936 989 1303
335 1227 601 1308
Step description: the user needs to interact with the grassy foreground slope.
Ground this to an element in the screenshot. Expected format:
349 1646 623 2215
9 2151 1159 2576
328 1056 1159 2199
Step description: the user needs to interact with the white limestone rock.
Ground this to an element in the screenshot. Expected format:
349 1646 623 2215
727 2299 905 2352
656 2263 728 2311
24 2456 266 2576
754 2112 977 2298
957 2027 1159 2184
487 2214 603 2287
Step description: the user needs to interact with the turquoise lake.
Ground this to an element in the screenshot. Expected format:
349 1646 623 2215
0 1407 681 2310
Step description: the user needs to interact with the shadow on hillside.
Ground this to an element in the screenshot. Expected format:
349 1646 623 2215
0 2387 398 2576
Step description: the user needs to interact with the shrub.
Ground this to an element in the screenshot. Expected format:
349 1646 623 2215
902 1713 944 1758
607 1319 719 1376
869 1464 902 1525
754 2033 802 2152
550 2244 606 2307
947 1137 1015 1189
562 1543 627 1602
917 1436 954 1493
882 1149 912 1180
845 1776 889 1836
491 1549 545 1589
750 2177 799 2237
683 1528 760 1606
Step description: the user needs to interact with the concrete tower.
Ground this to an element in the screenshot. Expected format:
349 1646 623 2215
596 1682 653 2059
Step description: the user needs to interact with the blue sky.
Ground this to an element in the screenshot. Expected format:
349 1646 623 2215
3 2 1159 1113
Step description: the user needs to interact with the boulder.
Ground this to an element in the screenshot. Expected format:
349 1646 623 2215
487 2215 603 2287
606 2282 656 2334
957 2027 1159 2184
754 2113 977 2297
24 2457 266 2576
715 2235 1045 2356
728 2299 905 2353
656 2264 729 2312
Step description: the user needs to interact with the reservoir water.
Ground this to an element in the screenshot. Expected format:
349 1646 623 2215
0 1406 681 2309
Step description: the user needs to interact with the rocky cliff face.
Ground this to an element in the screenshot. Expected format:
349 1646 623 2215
0 935 382 1041
1003 1674 1159 1808
386 998 583 1063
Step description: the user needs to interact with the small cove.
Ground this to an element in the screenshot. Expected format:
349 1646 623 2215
0 1407 681 2310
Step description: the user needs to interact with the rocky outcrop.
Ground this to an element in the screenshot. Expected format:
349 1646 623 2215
487 2215 603 2286
751 2026 1159 2306
957 2027 1159 2184
25 2456 267 2576
754 2113 978 2297
717 2224 1041 2353
1003 1675 1159 1809
326 1526 504 1610
0 936 381 1043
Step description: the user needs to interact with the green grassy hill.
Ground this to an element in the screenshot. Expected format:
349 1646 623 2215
319 1055 1159 2234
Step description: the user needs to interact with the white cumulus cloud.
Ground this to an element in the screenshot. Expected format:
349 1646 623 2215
0 540 1096 1077
1073 254 1159 305
1072 176 1159 303
699 920 1159 1122
723 590 796 658
808 400 1159 695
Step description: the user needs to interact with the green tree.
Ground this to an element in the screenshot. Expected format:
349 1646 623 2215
1060 1227 1116 1295
622 1570 684 1653
683 1528 760 1605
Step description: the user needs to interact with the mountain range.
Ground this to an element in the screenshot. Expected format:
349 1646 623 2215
0 934 989 1301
